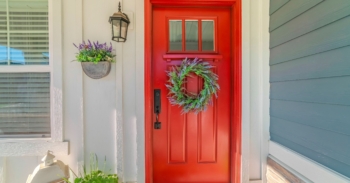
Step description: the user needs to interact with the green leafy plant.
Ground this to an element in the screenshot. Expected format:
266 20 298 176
63 154 118 183
73 40 115 64
166 58 220 113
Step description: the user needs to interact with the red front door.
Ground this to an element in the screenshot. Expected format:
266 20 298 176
152 7 231 183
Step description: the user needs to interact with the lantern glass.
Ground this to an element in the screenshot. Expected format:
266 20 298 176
110 17 129 42
121 21 128 38
112 19 121 38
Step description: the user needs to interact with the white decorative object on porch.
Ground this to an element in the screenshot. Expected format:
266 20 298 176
26 151 69 183
42 151 55 166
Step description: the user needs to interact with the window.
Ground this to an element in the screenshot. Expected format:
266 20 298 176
0 72 50 138
0 0 50 138
168 18 216 53
0 0 66 156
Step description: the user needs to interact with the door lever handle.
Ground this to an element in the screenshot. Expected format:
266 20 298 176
154 89 161 113
154 89 161 129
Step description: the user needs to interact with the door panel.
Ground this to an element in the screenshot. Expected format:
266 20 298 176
152 7 231 183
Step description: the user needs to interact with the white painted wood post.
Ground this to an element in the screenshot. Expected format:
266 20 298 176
0 157 6 183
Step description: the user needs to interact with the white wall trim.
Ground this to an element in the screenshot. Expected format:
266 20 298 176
242 0 270 182
0 141 68 156
75 0 85 169
50 0 63 142
0 157 5 183
115 25 125 182
260 0 270 182
268 155 312 183
242 0 251 181
135 0 145 182
269 141 350 183
0 66 51 73
249 180 262 183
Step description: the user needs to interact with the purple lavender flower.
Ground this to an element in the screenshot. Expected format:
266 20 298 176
88 40 92 48
73 40 116 63
109 43 113 52
93 41 98 49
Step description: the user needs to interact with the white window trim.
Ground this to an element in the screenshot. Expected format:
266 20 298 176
0 0 68 156
269 141 350 183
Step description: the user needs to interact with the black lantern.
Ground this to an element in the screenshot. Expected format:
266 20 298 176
109 2 130 42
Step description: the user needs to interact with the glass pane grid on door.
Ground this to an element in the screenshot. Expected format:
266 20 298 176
168 18 216 53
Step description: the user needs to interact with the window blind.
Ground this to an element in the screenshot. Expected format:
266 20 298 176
0 0 49 65
0 72 50 137
0 0 50 138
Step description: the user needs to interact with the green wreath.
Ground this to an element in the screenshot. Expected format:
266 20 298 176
166 58 220 113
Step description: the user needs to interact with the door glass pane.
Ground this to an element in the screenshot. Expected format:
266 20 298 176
169 20 182 51
202 20 214 51
185 20 198 51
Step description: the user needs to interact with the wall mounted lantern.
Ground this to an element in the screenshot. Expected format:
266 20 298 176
109 2 130 42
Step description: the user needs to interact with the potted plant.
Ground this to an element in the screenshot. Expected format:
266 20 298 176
63 154 118 183
73 40 115 79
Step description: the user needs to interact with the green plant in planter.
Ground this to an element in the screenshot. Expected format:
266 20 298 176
73 40 116 64
63 154 118 183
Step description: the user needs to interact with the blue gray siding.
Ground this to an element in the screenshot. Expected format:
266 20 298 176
270 0 350 178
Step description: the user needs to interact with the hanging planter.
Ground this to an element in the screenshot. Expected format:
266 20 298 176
81 61 111 79
73 40 115 79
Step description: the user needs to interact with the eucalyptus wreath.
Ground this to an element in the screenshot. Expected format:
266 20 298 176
166 58 220 113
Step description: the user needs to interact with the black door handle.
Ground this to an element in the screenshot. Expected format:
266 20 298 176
154 89 161 129
154 89 161 114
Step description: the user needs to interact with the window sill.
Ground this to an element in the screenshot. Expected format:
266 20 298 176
0 139 68 156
